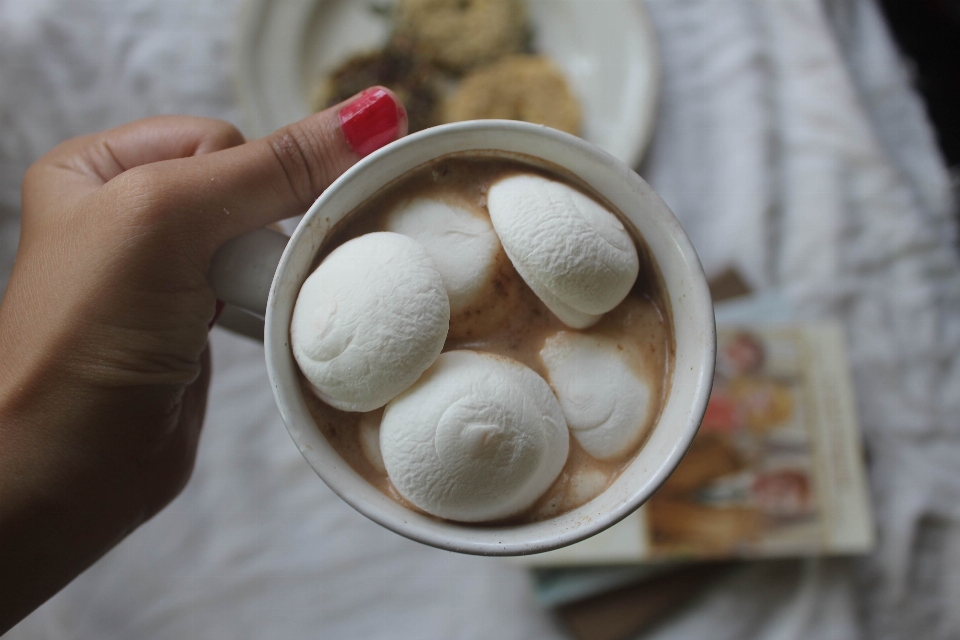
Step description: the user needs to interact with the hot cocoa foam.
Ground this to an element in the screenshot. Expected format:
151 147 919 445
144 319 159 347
297 155 674 524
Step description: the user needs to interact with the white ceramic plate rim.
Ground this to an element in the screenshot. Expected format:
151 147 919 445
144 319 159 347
234 0 661 168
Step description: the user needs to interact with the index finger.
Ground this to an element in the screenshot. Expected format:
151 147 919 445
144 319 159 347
114 87 407 253
23 116 246 213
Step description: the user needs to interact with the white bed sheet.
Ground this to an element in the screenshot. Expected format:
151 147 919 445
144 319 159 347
1 0 959 638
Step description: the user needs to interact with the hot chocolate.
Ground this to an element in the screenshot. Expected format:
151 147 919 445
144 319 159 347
296 154 674 524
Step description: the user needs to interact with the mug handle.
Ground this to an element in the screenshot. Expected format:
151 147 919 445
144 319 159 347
208 228 289 341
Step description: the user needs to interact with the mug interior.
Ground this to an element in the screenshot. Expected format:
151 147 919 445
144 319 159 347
264 121 715 556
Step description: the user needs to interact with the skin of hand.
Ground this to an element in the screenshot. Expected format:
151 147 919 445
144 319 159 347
0 87 407 633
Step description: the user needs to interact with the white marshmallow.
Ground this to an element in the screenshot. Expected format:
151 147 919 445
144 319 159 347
540 332 653 460
291 232 450 412
568 467 610 507
487 174 640 328
384 197 501 315
380 350 569 522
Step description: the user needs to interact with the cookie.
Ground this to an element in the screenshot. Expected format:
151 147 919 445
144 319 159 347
442 55 581 135
394 0 528 71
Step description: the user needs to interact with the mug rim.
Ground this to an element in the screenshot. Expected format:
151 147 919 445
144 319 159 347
264 120 715 556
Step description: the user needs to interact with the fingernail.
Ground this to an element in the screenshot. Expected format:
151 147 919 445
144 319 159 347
339 87 405 158
208 300 225 329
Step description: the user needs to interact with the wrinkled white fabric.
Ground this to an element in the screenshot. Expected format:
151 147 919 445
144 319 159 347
640 1 960 639
1 0 958 638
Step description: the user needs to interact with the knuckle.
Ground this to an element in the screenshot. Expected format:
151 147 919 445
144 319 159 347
215 121 246 148
21 162 42 189
267 122 333 208
201 119 245 151
108 165 179 229
107 167 216 254
19 164 52 226
20 164 43 202
117 164 166 204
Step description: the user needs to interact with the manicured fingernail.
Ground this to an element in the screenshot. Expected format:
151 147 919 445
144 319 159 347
208 300 225 329
339 87 405 158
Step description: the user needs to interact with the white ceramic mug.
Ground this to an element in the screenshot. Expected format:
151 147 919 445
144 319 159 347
209 120 715 556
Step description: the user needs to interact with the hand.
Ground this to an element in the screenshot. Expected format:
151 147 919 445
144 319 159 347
0 87 407 632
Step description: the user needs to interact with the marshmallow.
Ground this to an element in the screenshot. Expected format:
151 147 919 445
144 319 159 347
380 350 569 522
291 232 450 412
568 467 610 507
540 332 653 460
487 174 639 328
384 196 501 315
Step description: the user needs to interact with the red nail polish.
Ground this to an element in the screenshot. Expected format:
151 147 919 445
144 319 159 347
208 299 225 329
339 87 405 158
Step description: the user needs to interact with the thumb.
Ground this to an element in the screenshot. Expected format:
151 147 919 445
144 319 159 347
122 86 407 251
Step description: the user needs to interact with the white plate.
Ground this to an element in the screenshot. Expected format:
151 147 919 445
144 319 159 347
236 0 660 168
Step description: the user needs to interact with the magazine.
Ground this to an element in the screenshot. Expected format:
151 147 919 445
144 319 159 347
522 322 874 566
